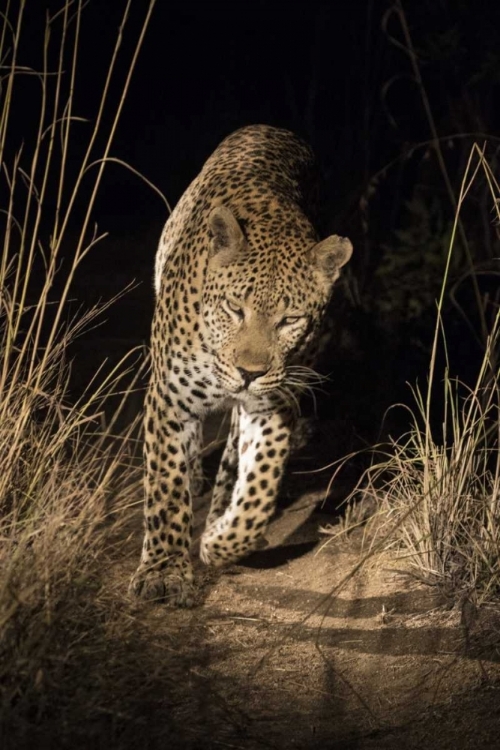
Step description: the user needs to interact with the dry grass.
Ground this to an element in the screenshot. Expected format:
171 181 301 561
0 3 172 747
375 146 500 603
321 4 500 608
323 145 500 606
368 359 500 603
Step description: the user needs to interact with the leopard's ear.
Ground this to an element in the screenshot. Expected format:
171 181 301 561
308 235 352 286
208 206 245 264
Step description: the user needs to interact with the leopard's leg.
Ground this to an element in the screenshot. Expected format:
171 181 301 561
130 379 202 606
205 405 240 529
200 407 292 566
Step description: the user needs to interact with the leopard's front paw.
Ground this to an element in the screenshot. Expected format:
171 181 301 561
129 562 195 607
199 531 226 567
200 522 260 567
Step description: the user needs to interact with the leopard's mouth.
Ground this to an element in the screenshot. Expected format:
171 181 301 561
213 358 285 397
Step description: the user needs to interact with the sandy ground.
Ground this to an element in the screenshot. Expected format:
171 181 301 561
120 422 500 750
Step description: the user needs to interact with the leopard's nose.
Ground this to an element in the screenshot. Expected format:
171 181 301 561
237 366 269 387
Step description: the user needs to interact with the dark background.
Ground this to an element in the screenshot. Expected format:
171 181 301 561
8 0 500 446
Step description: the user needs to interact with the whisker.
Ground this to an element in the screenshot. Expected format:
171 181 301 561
284 375 328 398
285 365 329 386
275 385 301 416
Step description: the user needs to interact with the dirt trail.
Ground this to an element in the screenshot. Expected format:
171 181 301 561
121 439 500 750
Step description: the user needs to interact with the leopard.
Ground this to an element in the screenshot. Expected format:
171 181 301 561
130 124 352 606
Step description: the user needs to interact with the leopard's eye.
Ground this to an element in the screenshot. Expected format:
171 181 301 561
278 315 305 328
225 297 244 320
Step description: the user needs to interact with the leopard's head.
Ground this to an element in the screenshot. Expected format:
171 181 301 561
201 205 352 398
